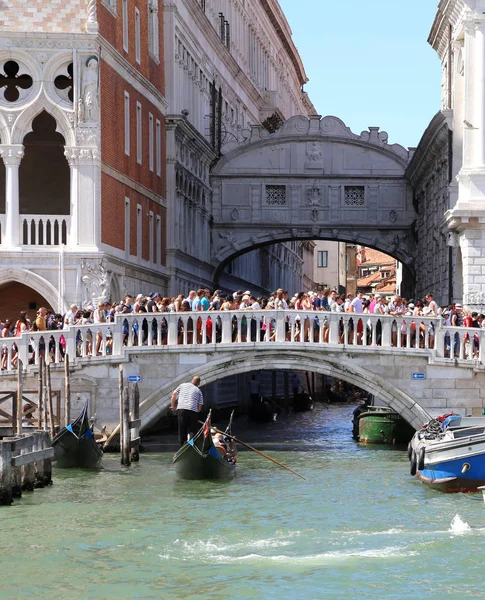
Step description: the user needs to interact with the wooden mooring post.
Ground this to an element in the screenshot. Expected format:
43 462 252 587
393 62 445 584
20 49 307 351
0 432 54 505
64 354 71 427
118 365 141 465
121 386 130 466
129 383 141 462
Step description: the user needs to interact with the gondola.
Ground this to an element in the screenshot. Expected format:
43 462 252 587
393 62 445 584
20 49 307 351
248 396 278 422
51 401 103 468
293 390 314 412
172 410 237 480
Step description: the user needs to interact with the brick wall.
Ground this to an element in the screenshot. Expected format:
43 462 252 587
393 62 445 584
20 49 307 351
98 1 166 266
101 171 166 265
0 282 53 322
98 0 164 95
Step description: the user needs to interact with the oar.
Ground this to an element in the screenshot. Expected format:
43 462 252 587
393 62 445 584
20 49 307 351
211 425 307 481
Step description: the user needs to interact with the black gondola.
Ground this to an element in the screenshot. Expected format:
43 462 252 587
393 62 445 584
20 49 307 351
248 396 278 422
293 391 314 412
172 411 237 480
52 401 103 468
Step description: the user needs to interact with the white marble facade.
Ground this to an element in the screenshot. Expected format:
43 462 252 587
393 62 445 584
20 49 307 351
0 4 169 312
164 0 316 295
428 0 485 310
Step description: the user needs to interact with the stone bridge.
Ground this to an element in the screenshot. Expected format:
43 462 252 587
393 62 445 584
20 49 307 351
0 310 484 435
210 115 416 285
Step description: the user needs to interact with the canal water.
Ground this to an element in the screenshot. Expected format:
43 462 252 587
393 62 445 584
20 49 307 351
2 403 485 599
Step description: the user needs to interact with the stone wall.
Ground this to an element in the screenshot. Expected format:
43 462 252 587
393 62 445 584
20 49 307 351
406 112 453 306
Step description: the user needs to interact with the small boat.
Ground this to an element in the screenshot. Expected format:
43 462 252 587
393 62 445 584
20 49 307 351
248 396 277 422
52 402 103 468
293 391 314 412
409 415 485 492
172 411 237 480
353 404 414 444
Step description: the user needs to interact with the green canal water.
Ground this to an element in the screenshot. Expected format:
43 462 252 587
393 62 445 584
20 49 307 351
2 404 485 600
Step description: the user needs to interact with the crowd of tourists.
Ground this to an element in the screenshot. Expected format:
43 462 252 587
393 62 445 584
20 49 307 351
0 287 480 367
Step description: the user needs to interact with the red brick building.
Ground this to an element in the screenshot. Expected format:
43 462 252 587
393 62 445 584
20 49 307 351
0 0 168 316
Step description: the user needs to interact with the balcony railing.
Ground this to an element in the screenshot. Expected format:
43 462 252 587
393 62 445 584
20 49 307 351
20 215 69 246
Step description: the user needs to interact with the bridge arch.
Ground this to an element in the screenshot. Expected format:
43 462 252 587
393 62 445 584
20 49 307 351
140 349 431 432
209 115 416 287
0 268 64 314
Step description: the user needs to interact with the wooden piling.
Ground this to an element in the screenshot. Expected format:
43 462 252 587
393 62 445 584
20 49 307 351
16 359 23 437
121 386 131 466
21 438 35 492
46 363 55 437
118 364 124 453
129 383 141 462
64 354 71 427
0 441 13 505
42 358 48 432
33 432 45 488
40 431 53 486
38 357 44 430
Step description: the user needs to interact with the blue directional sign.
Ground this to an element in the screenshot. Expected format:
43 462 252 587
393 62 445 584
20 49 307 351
128 375 142 383
412 373 425 380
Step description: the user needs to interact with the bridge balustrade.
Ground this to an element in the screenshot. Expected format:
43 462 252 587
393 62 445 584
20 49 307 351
0 311 482 372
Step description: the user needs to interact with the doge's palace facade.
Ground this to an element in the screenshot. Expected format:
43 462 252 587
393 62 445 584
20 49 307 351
164 0 316 295
0 1 168 315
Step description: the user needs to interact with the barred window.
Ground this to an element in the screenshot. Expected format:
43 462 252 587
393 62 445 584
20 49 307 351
265 185 287 205
344 186 365 206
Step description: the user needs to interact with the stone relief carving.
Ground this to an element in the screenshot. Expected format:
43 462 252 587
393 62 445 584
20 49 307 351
79 56 99 123
311 209 319 222
389 210 397 223
231 208 239 221
306 144 323 163
81 258 110 305
218 231 238 250
332 229 339 239
465 293 485 307
76 127 98 144
307 187 321 206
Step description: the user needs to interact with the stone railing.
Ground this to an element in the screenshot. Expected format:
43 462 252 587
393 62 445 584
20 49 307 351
0 310 483 372
20 215 69 246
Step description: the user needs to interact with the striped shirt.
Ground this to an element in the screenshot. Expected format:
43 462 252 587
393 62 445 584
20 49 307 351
174 383 203 412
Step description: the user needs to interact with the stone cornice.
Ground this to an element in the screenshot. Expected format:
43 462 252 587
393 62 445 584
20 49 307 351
101 163 167 206
260 0 308 85
428 0 466 59
405 111 449 187
165 114 217 160
99 38 169 114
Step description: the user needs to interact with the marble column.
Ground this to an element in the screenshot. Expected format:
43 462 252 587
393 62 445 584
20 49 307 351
0 145 24 248
64 146 100 249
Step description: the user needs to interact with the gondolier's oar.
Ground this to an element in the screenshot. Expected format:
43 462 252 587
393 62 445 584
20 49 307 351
210 425 307 481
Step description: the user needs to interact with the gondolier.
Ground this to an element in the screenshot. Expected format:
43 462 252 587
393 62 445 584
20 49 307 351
171 376 204 446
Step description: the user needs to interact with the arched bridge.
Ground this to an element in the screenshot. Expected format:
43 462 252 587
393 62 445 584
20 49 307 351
0 311 484 434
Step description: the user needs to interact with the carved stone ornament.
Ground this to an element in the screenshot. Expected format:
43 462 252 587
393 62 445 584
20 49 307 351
465 293 485 307
79 56 99 123
311 209 319 222
306 142 323 163
307 187 321 206
447 231 459 247
389 210 397 223
218 231 238 250
81 258 110 305
332 229 339 239
231 208 239 221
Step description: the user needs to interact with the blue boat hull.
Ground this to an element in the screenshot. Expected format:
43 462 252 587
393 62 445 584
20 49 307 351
417 453 485 493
